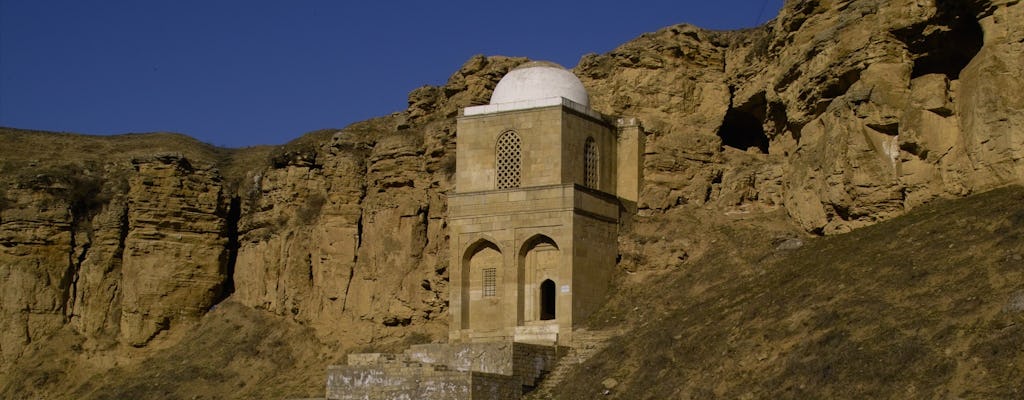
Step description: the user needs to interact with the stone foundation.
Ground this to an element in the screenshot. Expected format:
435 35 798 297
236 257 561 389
326 342 562 399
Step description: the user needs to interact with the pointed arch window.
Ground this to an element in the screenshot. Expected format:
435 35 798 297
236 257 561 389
496 131 521 189
584 137 599 189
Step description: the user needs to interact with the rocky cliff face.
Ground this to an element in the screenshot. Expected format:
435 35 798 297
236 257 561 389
575 0 1023 234
0 148 238 362
1 0 1022 395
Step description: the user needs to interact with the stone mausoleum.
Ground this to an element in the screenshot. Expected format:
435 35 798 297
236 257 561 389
325 61 643 399
448 61 643 346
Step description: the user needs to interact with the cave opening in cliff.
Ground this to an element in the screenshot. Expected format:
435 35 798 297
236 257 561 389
894 1 984 79
718 108 769 154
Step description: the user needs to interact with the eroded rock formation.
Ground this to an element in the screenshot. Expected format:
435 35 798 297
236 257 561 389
575 0 1023 233
0 0 1021 395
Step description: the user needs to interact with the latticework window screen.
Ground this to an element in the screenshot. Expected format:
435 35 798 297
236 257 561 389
496 131 522 189
584 137 599 188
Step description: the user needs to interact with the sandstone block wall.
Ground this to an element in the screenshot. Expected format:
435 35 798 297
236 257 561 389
615 118 645 205
405 342 516 375
447 184 619 344
325 364 520 400
403 342 559 387
455 104 621 196
509 342 560 387
325 341 558 399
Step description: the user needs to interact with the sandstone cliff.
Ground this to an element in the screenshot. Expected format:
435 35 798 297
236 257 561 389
575 0 1023 234
1 0 1022 397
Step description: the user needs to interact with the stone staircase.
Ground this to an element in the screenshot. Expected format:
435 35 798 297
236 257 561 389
524 328 624 399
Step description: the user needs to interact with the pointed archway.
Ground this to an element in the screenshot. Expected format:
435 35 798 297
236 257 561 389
462 239 503 331
518 234 560 324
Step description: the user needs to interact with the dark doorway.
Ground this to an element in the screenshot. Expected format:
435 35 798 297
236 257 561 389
540 279 556 321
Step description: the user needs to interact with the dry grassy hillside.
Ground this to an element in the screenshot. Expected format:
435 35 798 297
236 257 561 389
1 301 335 399
549 185 1024 399
0 126 279 186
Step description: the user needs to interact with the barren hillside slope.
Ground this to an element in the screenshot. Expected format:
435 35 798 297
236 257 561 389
549 185 1024 399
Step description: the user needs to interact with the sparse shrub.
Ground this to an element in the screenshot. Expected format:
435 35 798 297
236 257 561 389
269 145 318 168
24 164 110 221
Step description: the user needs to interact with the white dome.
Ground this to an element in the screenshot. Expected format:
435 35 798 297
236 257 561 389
490 61 589 107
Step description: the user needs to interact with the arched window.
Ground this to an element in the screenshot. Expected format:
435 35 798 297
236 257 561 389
496 131 521 189
584 137 599 188
540 279 556 321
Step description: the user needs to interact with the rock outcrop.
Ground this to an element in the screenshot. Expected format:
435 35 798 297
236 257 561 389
0 151 236 362
232 121 448 344
119 154 236 346
1 0 1022 396
571 0 1023 234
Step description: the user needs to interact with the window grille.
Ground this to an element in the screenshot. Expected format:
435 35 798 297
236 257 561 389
483 268 497 297
496 131 521 189
584 137 599 188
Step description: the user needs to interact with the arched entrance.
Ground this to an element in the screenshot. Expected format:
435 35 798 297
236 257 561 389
540 279 556 321
518 235 560 324
462 239 503 331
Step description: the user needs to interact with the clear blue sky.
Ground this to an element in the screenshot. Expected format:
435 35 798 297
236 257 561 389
0 0 783 148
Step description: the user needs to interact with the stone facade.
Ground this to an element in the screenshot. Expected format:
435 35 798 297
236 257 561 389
448 63 642 346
